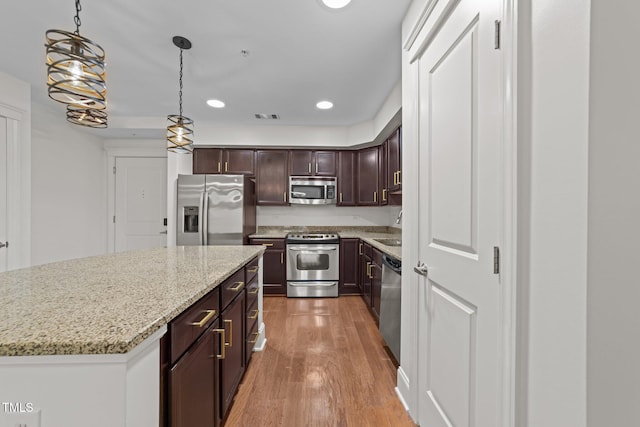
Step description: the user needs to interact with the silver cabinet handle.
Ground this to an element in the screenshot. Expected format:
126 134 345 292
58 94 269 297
414 262 429 277
0 242 6 248
159 231 168 234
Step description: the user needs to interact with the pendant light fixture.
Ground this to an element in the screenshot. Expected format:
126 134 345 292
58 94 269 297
45 0 107 121
167 36 194 153
66 106 107 128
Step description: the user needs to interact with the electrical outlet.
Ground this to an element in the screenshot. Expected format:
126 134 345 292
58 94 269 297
0 409 40 427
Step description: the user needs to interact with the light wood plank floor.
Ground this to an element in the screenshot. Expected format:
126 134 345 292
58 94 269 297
225 296 416 427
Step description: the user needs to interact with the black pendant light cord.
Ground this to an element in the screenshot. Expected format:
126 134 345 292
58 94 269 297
74 0 82 35
179 48 184 117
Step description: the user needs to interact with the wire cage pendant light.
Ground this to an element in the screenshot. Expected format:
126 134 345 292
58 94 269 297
167 36 194 153
45 0 107 125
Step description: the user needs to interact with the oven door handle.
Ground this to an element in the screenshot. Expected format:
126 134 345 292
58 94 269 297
287 246 338 252
288 281 338 287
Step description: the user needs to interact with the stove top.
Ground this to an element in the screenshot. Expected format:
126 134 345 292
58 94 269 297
285 232 340 244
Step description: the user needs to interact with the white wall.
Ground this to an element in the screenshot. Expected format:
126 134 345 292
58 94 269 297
587 2 640 426
30 102 108 265
518 0 590 425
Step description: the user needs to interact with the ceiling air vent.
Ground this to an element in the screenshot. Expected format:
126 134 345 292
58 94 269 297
254 113 280 120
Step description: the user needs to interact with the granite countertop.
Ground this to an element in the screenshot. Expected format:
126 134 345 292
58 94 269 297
250 226 402 260
0 245 264 357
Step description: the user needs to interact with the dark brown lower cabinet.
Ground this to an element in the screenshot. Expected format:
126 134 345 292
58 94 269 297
339 238 361 295
371 248 383 319
169 320 221 427
361 243 372 307
220 292 246 418
163 258 259 427
249 238 286 295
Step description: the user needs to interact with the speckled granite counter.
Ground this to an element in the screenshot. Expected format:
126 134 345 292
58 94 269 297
0 245 264 356
250 226 402 260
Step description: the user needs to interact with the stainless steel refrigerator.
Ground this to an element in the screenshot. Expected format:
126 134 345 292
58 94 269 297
176 174 256 245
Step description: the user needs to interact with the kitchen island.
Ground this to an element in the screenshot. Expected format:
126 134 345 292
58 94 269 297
0 245 265 427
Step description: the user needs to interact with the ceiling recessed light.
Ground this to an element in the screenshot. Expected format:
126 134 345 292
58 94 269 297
316 101 334 110
321 0 352 9
206 99 225 108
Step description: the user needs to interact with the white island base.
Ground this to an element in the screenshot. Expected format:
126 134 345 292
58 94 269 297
0 324 267 427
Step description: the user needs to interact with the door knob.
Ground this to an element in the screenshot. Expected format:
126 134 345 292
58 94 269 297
413 262 429 277
0 241 7 248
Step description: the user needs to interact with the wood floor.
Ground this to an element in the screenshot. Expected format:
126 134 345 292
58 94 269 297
225 296 416 427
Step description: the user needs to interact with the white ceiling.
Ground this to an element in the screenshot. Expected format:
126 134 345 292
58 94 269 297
0 0 411 138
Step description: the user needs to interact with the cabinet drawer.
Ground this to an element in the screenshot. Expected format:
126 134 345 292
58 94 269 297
245 314 260 366
170 287 220 364
372 247 383 265
245 274 259 309
245 257 259 284
221 269 245 310
249 238 285 249
363 241 372 257
246 295 259 335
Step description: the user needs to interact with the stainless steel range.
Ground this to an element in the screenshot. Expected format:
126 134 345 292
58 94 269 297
286 232 340 297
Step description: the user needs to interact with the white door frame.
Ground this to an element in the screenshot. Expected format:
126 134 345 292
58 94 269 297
0 102 31 270
400 0 518 425
105 141 167 253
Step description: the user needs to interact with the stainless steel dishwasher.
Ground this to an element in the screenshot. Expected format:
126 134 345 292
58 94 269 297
379 254 402 362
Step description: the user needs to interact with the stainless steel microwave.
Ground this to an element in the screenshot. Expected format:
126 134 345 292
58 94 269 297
289 176 337 205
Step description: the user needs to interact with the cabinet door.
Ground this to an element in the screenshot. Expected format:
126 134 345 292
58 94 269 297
314 151 337 176
220 294 246 418
339 238 360 295
371 249 383 319
337 151 357 206
289 150 314 176
250 239 286 295
357 146 379 206
224 149 255 175
170 321 220 427
193 148 223 174
256 150 289 205
379 142 388 206
386 128 401 192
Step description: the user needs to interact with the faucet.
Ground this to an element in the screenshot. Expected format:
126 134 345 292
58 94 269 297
395 209 403 224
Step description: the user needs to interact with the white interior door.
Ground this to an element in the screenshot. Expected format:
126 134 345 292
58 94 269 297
0 116 7 272
415 0 502 426
114 157 167 252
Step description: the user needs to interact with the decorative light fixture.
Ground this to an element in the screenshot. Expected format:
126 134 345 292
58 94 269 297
45 0 107 120
66 106 107 128
167 36 194 153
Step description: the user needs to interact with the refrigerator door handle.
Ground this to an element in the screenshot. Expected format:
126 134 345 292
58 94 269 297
199 191 206 245
203 190 209 245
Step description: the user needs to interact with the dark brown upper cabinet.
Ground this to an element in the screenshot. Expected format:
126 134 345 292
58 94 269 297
357 146 380 206
289 150 337 177
256 150 289 205
386 127 402 193
193 148 223 174
337 151 357 206
192 148 255 175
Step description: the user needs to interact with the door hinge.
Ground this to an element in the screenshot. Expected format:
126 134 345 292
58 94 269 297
494 20 501 50
113 215 116 224
113 165 116 174
493 246 500 274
